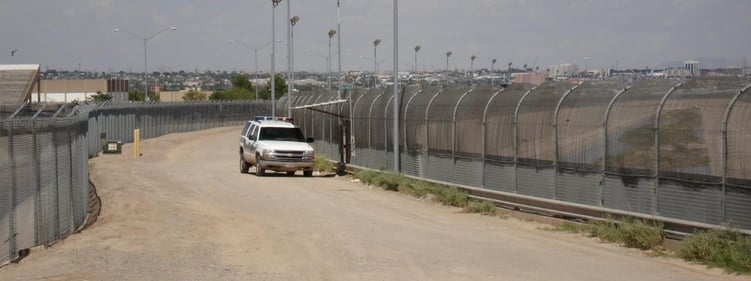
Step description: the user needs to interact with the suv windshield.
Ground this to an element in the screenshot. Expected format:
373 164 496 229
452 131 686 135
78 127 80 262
259 127 306 142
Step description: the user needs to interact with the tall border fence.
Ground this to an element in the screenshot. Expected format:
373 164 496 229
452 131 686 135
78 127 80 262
2 77 751 265
0 100 270 265
286 77 751 232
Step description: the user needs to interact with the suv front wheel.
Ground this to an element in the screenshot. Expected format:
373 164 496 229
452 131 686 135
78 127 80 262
240 153 250 174
255 154 266 176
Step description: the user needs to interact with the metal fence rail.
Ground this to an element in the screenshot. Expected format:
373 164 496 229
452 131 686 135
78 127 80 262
297 77 751 231
0 100 270 266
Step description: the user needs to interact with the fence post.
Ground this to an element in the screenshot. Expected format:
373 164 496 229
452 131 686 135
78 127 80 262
481 87 505 188
452 86 474 165
32 118 41 245
552 83 582 200
654 82 682 215
513 87 538 194
601 86 631 206
721 83 751 224
6 122 17 262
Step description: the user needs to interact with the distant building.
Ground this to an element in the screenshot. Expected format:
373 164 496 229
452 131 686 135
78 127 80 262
549 64 579 78
512 72 546 85
684 60 699 76
40 79 129 102
664 67 692 78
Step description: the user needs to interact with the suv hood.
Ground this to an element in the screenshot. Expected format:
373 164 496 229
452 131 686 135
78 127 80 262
262 141 314 151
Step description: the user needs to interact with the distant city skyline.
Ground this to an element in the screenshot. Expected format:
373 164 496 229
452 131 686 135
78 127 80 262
1 0 750 73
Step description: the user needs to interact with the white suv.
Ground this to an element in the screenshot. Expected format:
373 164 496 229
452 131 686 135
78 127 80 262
239 117 315 176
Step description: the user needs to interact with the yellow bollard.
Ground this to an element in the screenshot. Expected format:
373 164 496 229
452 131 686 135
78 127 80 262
134 128 140 158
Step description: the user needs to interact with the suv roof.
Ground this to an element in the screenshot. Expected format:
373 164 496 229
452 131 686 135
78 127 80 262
250 120 296 128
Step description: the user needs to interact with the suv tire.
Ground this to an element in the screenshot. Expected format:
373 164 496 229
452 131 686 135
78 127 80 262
255 154 266 177
240 154 250 174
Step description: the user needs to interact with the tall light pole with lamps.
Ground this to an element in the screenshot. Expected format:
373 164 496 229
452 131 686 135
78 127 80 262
287 15 300 117
445 51 452 83
271 0 282 117
392 0 399 172
469 55 476 84
328 29 337 91
114 26 176 101
373 39 381 88
414 45 421 74
491 58 497 87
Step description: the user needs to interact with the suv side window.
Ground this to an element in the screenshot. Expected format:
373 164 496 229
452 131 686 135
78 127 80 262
249 124 259 140
242 122 252 136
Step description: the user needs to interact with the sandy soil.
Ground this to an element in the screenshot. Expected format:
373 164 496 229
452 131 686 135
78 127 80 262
0 126 747 281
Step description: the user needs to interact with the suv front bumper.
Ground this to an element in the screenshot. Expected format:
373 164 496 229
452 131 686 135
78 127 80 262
258 159 314 172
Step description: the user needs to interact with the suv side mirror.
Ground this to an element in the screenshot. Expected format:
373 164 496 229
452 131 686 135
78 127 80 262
306 137 315 143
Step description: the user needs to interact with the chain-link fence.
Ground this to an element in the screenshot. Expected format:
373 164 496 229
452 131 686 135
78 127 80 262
1 100 270 265
295 77 751 231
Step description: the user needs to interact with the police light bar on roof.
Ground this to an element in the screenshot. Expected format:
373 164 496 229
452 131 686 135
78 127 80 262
255 116 294 122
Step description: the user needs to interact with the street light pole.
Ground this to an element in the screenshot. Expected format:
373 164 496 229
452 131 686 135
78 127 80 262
115 26 176 102
328 29 336 91
414 45 421 74
470 55 476 85
288 16 300 117
271 0 282 118
491 58 497 87
337 0 343 99
393 0 399 173
373 39 381 88
445 51 452 83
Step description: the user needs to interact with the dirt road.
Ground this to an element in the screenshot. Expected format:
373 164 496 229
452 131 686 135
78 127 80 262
0 127 745 281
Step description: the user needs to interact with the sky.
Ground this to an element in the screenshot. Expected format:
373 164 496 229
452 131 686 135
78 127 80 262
1 0 750 73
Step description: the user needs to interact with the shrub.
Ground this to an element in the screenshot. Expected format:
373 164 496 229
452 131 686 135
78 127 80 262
313 155 335 173
464 199 497 216
554 222 581 234
589 217 664 250
679 227 751 274
354 170 380 185
432 186 469 208
373 173 402 191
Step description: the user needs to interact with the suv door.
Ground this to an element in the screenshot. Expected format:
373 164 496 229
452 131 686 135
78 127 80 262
247 124 260 162
241 123 256 161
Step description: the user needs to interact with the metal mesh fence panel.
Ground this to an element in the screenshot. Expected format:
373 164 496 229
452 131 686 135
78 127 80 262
555 171 601 206
557 81 624 171
399 85 422 151
0 123 11 264
452 158 483 187
455 86 495 159
726 85 751 185
485 83 535 162
370 89 391 150
658 179 723 225
353 89 381 149
517 81 575 166
55 121 72 239
427 85 467 155
658 77 747 182
10 122 36 253
606 79 680 176
35 121 57 246
602 174 656 214
517 165 555 199
483 161 515 193
405 86 440 152
726 185 751 230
